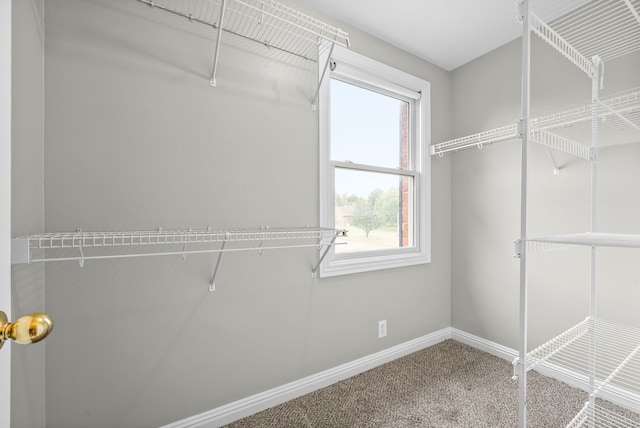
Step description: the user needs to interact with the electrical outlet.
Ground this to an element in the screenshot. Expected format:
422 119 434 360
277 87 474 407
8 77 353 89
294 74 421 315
378 320 387 338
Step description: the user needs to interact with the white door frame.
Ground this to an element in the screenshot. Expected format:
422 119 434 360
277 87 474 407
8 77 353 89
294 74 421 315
1 0 13 426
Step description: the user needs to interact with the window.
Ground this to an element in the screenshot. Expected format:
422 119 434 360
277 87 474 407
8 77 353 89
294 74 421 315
318 45 431 277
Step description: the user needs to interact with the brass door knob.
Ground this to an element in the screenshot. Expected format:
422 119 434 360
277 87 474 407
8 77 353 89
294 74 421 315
0 311 53 350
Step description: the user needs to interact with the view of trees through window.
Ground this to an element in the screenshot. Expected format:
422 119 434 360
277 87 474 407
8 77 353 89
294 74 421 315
330 78 412 254
335 184 403 253
333 168 412 254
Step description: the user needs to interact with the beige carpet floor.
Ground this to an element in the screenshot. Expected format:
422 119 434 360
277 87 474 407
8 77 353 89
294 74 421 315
225 340 640 427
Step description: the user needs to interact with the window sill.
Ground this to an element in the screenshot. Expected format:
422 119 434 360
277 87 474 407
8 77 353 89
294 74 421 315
319 249 430 277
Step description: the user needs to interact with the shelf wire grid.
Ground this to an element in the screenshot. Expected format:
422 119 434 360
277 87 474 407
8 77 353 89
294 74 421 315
530 0 640 75
530 128 592 159
566 400 640 427
524 233 640 252
432 89 640 156
527 318 640 400
429 124 518 155
535 89 640 148
13 227 347 265
138 0 349 61
18 227 345 250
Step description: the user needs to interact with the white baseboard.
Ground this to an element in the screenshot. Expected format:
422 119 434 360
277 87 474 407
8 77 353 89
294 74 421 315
163 328 640 427
450 328 518 362
161 327 452 428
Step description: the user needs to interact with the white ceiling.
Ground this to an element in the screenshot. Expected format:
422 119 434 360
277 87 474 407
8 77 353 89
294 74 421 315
299 0 523 71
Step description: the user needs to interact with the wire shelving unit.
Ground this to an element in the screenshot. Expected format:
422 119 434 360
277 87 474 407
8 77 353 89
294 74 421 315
136 0 350 105
512 0 640 427
429 0 640 426
11 226 347 290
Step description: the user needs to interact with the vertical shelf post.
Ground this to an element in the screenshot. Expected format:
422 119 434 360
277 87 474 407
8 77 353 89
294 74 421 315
587 55 602 428
517 1 531 427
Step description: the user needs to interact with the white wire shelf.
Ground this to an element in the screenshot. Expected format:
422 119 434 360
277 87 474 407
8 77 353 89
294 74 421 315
136 0 349 89
534 89 640 149
522 318 640 424
514 233 640 258
529 0 640 77
12 226 346 262
138 0 349 60
14 226 344 250
12 226 347 289
432 89 640 156
429 124 518 156
530 127 592 159
524 233 640 251
567 401 640 428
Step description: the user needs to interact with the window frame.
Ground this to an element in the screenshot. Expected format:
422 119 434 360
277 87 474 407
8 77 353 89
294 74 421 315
318 45 431 277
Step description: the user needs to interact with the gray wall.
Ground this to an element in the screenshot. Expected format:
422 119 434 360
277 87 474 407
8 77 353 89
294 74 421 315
450 37 640 349
11 0 46 427
41 1 451 427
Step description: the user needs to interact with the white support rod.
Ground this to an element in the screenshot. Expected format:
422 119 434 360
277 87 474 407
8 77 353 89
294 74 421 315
518 0 531 426
311 41 335 110
587 56 601 428
210 0 227 87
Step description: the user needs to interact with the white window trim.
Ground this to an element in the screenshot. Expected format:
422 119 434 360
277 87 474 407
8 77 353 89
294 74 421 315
318 45 431 277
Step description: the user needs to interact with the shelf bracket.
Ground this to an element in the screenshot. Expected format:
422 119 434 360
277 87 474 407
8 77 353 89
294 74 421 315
516 119 524 138
512 357 521 380
209 239 228 292
513 239 523 258
546 147 561 175
210 0 227 87
311 41 336 110
311 234 339 277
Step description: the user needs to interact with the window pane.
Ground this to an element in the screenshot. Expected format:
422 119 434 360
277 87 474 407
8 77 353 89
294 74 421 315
330 79 408 168
334 168 412 254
